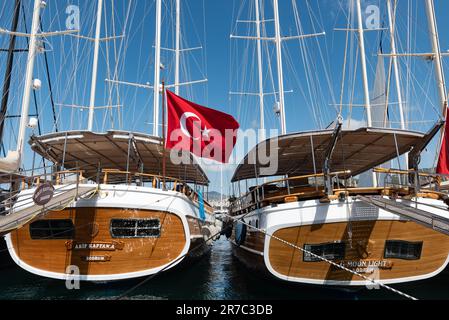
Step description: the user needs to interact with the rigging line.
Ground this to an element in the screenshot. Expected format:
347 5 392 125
21 2 43 170
260 1 278 127
348 46 359 129
304 0 337 108
111 0 132 130
116 207 254 300
0 0 21 149
291 1 325 128
338 1 351 116
39 16 58 132
103 4 110 131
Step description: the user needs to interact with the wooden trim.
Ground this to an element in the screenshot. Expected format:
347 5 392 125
10 207 187 276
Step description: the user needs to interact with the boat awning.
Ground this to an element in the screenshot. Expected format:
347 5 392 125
29 130 209 185
231 127 428 182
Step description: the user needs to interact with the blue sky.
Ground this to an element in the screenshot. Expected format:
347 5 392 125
1 0 449 193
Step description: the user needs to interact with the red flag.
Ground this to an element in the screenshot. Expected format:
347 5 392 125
165 90 239 163
437 115 449 174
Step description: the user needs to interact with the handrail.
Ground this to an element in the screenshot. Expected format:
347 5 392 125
373 167 441 179
100 169 213 210
102 169 181 185
235 170 351 206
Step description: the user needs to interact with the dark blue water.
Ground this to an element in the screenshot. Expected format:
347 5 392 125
1 238 449 300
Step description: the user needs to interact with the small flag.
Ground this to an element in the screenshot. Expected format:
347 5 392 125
437 112 449 175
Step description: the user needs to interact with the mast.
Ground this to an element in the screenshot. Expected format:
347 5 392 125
153 0 162 136
175 0 180 95
87 0 104 131
425 0 447 115
355 0 372 127
387 0 405 130
16 0 42 159
273 0 286 134
255 0 264 133
0 0 21 144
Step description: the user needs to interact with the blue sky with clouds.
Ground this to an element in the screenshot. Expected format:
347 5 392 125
0 0 449 193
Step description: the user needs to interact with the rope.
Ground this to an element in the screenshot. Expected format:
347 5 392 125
223 212 417 300
116 208 254 300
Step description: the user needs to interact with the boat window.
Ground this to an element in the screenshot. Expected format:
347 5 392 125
384 240 422 260
303 242 345 262
110 219 161 238
29 219 75 239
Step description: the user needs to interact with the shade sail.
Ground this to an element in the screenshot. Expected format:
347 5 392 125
231 127 427 182
29 130 209 185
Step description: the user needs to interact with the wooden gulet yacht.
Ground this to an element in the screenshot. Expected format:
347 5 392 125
6 130 219 281
227 0 449 286
228 121 449 286
2 0 220 281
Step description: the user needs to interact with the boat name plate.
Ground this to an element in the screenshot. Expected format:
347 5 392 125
65 241 124 251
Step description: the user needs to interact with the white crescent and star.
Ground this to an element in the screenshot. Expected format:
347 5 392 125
179 112 210 140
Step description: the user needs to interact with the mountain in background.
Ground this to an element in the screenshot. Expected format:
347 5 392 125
207 191 225 201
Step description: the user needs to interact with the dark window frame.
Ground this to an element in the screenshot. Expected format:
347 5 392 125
303 241 346 262
110 218 161 239
384 240 423 260
29 219 75 240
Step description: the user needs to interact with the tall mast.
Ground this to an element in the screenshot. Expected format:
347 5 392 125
255 0 264 133
425 0 447 115
87 0 103 131
0 0 21 144
355 0 372 127
153 0 162 136
175 0 181 95
16 0 42 159
273 0 286 134
387 0 405 130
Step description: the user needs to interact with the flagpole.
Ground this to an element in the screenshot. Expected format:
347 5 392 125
162 81 166 190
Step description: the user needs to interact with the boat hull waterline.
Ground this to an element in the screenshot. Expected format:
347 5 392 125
6 184 218 281
230 197 449 286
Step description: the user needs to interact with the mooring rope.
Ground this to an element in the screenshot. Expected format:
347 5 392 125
223 212 418 300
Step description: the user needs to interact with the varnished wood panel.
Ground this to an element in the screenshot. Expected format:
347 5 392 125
10 207 186 275
268 220 449 282
187 217 203 236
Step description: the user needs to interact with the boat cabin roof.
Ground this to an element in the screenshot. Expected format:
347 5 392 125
231 127 427 182
29 130 209 185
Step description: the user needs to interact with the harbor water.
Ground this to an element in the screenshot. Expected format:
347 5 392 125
1 238 449 300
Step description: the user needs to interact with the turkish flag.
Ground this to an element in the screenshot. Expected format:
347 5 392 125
437 114 449 174
165 90 239 163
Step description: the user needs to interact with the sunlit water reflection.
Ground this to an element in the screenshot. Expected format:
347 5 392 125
0 238 448 300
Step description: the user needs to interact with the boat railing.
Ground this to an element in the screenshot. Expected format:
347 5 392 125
1 166 214 214
230 170 350 213
100 169 214 211
230 167 446 214
373 167 443 196
0 165 97 216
